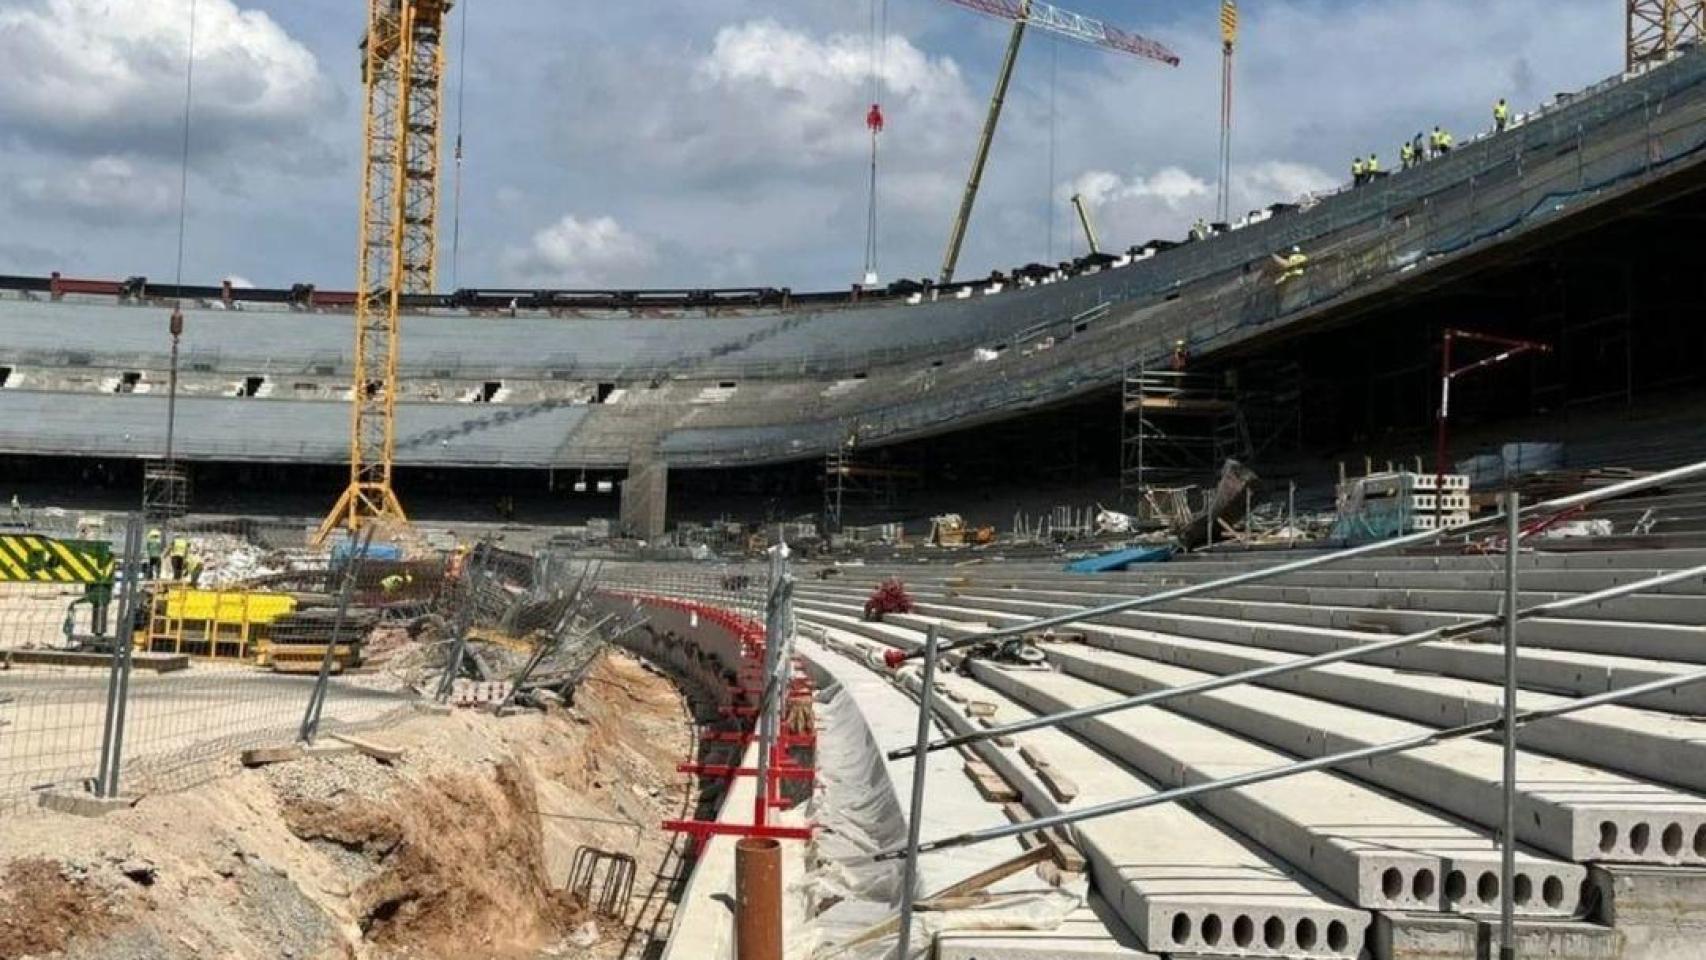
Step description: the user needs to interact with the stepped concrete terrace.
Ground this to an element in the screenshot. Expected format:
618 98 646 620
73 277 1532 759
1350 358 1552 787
782 545 1706 958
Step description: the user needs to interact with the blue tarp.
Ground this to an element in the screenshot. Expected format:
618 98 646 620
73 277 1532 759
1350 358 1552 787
1065 546 1173 573
331 541 404 563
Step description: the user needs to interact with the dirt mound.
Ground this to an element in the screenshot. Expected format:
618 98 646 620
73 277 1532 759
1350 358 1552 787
285 759 578 956
0 858 122 959
0 647 697 960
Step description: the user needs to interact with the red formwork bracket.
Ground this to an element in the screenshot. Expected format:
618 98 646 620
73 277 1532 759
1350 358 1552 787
678 762 817 782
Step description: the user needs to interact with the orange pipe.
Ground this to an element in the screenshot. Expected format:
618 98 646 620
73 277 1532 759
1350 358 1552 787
735 837 782 960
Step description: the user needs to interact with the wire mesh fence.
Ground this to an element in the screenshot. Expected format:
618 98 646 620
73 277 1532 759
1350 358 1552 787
0 517 785 817
0 514 425 814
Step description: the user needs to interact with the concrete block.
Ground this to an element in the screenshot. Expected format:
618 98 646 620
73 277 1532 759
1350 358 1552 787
1476 918 1622 959
1372 911 1478 960
1590 864 1706 960
38 789 140 818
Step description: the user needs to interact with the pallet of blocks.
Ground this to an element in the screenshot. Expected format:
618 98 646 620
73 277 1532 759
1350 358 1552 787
1333 470 1471 541
259 606 377 673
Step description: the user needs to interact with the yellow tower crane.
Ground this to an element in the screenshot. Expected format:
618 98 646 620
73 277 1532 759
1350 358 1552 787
1628 1 1706 70
317 0 454 543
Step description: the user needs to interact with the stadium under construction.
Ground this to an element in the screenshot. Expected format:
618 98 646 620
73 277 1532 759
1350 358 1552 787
6 4 1706 960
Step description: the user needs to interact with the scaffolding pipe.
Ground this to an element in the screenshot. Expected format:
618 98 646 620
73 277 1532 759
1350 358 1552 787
876 653 1706 861
894 623 941 959
883 456 1706 669
888 559 1706 760
1499 493 1520 960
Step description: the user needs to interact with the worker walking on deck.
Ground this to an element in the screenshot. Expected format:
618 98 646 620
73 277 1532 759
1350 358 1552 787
146 528 163 579
1366 153 1381 181
1351 156 1365 185
168 535 189 580
1400 141 1416 169
1412 132 1427 164
1494 98 1510 132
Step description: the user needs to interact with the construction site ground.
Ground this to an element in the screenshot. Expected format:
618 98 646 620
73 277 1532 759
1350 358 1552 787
0 649 696 960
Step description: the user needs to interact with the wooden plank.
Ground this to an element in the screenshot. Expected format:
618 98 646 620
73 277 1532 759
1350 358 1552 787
240 745 304 767
329 733 405 762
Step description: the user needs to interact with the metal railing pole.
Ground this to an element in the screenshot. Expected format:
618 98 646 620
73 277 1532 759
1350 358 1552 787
895 622 940 960
883 457 1706 665
889 560 1706 760
95 517 142 798
1500 493 1520 960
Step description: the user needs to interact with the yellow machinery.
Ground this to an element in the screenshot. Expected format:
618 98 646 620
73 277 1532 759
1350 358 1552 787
143 587 297 661
318 0 454 542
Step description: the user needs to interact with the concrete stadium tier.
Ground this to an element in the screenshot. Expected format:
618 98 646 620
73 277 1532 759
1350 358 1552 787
784 544 1706 957
6 46 1706 470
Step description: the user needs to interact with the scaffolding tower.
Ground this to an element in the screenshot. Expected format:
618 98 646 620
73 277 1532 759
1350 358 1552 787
142 461 190 527
1120 365 1250 498
823 448 920 535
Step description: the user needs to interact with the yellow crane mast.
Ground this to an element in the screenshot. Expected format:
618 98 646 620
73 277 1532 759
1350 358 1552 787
317 0 453 543
1628 1 1706 70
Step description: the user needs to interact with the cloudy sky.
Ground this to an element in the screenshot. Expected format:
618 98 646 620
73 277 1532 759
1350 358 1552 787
0 0 1621 291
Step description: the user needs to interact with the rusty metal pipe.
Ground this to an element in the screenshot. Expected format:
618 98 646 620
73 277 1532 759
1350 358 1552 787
735 837 782 960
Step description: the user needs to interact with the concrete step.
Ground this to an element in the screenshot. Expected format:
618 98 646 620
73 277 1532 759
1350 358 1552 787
795 604 1706 870
801 622 1369 959
795 586 1706 716
954 656 1587 917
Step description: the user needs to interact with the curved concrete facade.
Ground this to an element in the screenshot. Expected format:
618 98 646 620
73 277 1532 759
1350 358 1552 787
5 48 1706 468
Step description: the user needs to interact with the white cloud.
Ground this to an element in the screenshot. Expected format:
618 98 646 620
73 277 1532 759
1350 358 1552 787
13 156 177 225
503 215 656 286
0 0 335 161
1062 161 1338 245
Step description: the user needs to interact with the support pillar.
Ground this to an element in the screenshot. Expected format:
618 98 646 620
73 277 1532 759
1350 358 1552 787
620 458 668 541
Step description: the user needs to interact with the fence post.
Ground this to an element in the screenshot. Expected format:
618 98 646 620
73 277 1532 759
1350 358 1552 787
298 527 373 744
94 516 144 798
895 622 940 960
1500 492 1521 960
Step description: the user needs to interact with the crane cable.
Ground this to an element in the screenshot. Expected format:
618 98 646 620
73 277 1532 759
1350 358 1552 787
862 0 888 285
1047 36 1058 262
172 0 199 290
450 0 472 291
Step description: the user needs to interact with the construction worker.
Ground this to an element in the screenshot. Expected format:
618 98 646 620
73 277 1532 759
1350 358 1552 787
168 535 189 580
1170 339 1189 371
1366 153 1381 181
1400 141 1414 169
146 528 163 579
1351 156 1365 185
381 572 414 598
1412 132 1427 164
185 552 205 587
1273 245 1309 284
1494 98 1510 132
7 494 18 523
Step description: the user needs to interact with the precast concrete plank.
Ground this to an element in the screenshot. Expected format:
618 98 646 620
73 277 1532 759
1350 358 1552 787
866 636 1370 958
1034 639 1706 868
831 586 1706 716
955 658 1585 917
